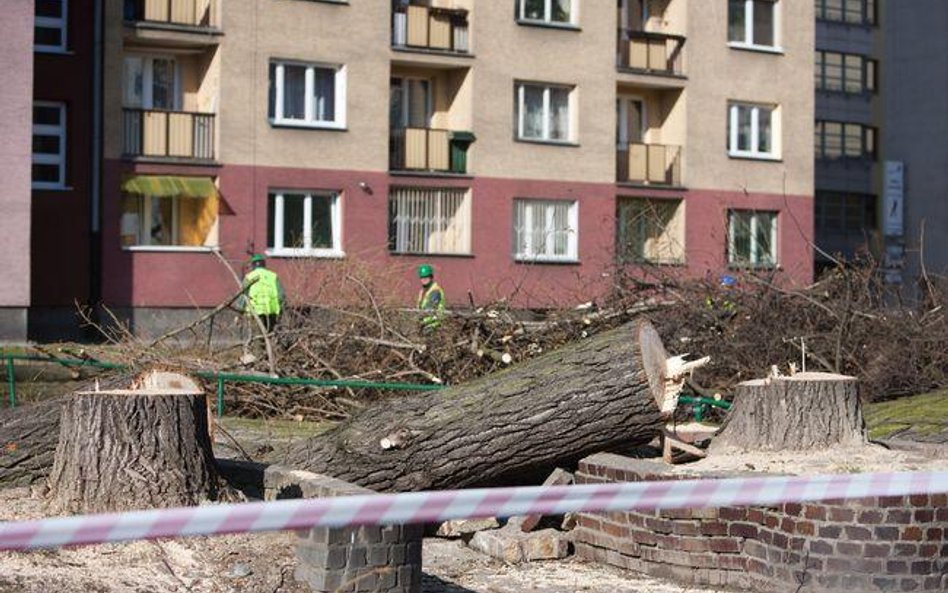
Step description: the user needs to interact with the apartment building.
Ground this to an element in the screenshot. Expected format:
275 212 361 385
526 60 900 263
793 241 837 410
1 0 815 339
92 0 815 335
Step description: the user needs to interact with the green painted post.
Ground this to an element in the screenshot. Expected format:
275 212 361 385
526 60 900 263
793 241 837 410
6 357 15 408
216 375 224 418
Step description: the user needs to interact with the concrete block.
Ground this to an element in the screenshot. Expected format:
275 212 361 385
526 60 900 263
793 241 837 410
468 525 569 563
436 517 500 538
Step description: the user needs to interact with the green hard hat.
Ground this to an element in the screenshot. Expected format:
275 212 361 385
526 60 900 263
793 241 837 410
417 264 433 278
250 253 266 264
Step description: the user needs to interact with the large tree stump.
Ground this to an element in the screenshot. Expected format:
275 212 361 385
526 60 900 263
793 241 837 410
285 320 687 492
711 372 868 452
46 372 219 514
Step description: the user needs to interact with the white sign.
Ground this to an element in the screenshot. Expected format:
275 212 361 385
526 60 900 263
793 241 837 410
883 161 904 237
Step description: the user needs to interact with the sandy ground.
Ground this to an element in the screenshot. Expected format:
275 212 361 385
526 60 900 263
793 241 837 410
0 487 730 593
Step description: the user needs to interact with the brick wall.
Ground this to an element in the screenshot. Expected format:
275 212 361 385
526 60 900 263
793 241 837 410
218 461 423 593
573 453 947 593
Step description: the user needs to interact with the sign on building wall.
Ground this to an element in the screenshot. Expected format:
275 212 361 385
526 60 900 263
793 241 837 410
883 161 904 237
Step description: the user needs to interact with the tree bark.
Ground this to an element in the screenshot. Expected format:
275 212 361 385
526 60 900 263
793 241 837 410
711 372 868 452
285 320 670 492
46 373 219 514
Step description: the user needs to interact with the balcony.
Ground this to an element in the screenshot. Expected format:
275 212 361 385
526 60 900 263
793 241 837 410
123 108 215 162
390 127 473 174
123 0 222 47
392 4 470 54
617 143 681 187
617 31 685 78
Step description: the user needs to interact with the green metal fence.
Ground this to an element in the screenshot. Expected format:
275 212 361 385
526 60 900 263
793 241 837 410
1 353 444 416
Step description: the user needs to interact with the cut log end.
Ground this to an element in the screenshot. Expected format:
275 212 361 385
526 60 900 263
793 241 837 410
637 320 710 416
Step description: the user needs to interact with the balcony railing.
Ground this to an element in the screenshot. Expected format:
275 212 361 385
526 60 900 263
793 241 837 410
392 4 470 53
390 127 476 174
617 143 681 186
124 0 218 28
123 108 215 160
617 31 686 76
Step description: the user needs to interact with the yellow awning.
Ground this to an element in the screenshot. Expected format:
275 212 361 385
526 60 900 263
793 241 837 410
121 175 218 199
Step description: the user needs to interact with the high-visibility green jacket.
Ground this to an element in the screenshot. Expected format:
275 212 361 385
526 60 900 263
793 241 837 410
418 282 445 329
244 268 284 316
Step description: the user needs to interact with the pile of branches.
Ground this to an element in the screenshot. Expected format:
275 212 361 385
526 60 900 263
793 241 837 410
77 254 945 420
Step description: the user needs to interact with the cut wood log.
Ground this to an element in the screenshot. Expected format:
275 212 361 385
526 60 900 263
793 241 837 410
285 320 675 492
710 372 868 453
46 371 219 514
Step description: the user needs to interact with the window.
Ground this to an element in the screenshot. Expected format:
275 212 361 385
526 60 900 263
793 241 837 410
728 103 777 159
120 195 219 249
516 83 574 143
267 191 343 257
518 0 574 25
617 198 684 264
35 0 67 52
268 61 346 129
815 191 876 233
815 51 876 94
815 0 876 25
513 199 578 262
727 210 777 267
728 0 778 49
32 102 66 189
123 55 179 109
389 187 471 255
815 120 876 159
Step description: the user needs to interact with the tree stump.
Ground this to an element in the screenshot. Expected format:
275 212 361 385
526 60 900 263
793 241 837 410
711 372 868 452
46 371 219 514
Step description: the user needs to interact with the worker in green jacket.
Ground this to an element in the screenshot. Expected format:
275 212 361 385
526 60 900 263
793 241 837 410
416 263 445 331
241 254 285 333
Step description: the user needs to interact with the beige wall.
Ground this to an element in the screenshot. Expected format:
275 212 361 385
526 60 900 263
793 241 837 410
684 0 814 196
0 0 34 309
470 1 617 182
219 0 392 171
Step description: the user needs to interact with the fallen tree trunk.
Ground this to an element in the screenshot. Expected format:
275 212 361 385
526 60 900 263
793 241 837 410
285 320 676 491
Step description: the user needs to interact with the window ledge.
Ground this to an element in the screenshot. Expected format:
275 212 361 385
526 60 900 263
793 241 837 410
516 19 581 31
270 120 347 132
389 170 473 179
727 42 784 55
513 257 580 265
122 246 219 253
515 138 580 148
34 47 74 55
266 250 346 259
728 152 782 162
727 263 778 271
32 185 73 192
391 46 474 59
619 259 686 267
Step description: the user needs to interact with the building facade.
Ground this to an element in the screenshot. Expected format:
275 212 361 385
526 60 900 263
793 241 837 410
6 0 818 339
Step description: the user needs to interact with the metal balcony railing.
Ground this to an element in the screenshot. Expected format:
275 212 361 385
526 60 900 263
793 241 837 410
124 0 218 28
392 4 470 53
617 143 682 186
123 108 215 160
617 30 686 76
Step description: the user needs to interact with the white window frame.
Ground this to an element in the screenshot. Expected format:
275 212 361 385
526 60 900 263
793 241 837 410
35 0 68 53
728 0 781 53
267 190 344 258
516 82 575 143
518 0 577 26
728 102 778 160
727 210 778 268
513 199 579 262
32 101 67 190
270 60 347 130
389 187 472 255
121 195 220 252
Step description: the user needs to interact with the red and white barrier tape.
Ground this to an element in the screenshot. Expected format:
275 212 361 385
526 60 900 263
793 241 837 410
1 471 945 551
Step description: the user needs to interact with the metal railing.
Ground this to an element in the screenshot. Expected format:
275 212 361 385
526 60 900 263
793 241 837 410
617 30 686 76
124 0 217 28
123 108 215 160
390 127 455 172
617 143 682 187
1 353 444 415
392 4 470 53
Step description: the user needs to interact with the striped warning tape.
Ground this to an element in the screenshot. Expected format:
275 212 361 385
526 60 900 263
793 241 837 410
1 471 945 551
